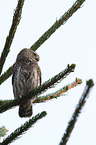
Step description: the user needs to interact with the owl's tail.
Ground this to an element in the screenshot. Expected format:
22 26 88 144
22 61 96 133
19 100 32 117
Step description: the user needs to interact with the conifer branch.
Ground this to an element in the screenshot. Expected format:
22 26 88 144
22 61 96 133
30 0 86 51
0 64 15 85
0 64 76 113
0 126 8 138
34 78 82 103
25 64 76 99
1 111 47 145
0 0 85 84
59 79 94 145
0 0 25 74
0 99 19 113
0 78 81 106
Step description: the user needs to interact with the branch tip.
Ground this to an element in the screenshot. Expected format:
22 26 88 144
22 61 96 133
70 64 76 70
76 78 82 84
86 79 94 87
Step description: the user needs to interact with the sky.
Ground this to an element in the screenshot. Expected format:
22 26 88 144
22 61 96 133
0 0 96 144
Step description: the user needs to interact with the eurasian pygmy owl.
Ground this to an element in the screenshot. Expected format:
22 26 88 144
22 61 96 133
12 48 41 117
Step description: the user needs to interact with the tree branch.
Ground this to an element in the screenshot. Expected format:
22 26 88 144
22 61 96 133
0 0 25 74
59 79 94 145
0 78 81 107
0 64 15 85
34 78 82 103
30 0 85 51
1 111 47 145
0 0 86 85
0 64 76 113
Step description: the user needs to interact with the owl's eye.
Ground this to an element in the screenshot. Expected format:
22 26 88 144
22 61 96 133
33 52 37 57
33 52 39 61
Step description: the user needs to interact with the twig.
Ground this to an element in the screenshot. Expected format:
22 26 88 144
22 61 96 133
59 79 94 145
0 0 25 74
1 111 47 145
0 78 81 105
34 78 82 103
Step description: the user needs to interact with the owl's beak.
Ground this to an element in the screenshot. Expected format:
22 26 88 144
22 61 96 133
35 57 40 61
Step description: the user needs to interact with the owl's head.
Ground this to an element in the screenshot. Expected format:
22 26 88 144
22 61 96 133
16 48 40 62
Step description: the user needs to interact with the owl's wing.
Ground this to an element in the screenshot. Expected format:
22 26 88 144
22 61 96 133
12 63 20 86
12 64 16 86
12 73 14 86
37 65 42 86
40 70 42 86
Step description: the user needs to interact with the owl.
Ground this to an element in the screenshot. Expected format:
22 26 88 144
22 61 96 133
12 48 41 117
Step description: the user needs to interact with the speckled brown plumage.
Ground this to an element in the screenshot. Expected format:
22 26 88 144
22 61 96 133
12 48 41 117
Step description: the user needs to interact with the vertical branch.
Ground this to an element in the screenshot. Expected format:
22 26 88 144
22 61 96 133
0 0 25 74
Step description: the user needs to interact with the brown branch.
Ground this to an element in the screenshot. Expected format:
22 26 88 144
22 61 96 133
0 0 25 74
0 78 80 107
34 78 82 103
